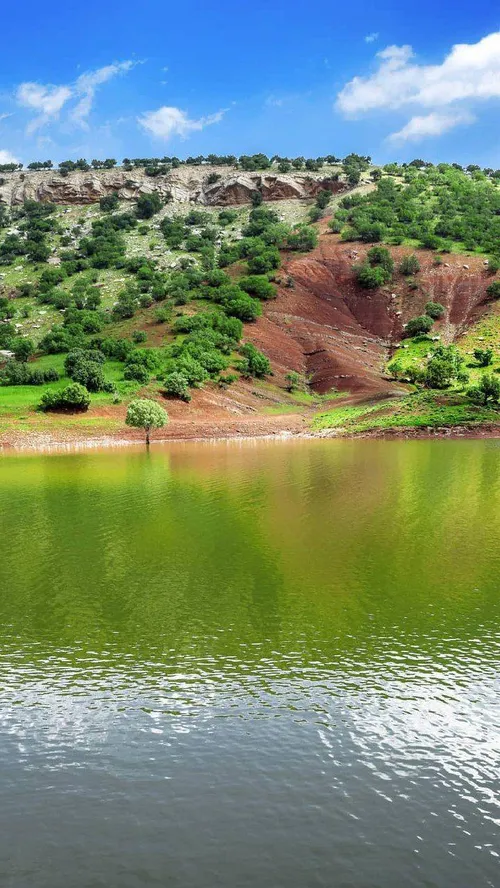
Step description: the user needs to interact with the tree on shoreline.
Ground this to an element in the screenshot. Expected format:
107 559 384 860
125 398 168 445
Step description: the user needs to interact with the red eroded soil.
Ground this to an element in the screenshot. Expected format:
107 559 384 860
248 234 491 395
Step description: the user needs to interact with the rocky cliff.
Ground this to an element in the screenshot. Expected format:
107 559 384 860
0 165 348 207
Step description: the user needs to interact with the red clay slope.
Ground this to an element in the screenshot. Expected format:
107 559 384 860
248 234 492 396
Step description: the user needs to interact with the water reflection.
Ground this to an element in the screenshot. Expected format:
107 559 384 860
0 440 499 888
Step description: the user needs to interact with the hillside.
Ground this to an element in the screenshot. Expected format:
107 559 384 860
1 156 500 447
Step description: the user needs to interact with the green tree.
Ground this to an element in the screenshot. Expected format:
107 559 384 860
125 398 168 444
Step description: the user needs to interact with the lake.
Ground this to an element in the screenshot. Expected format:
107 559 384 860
0 439 499 888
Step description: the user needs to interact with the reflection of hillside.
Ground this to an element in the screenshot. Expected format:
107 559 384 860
0 440 499 685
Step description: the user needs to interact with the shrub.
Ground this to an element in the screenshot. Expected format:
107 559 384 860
132 330 147 344
39 327 78 354
112 288 139 320
98 337 134 362
355 264 391 289
123 362 150 384
164 354 209 387
486 281 500 299
0 363 59 386
155 305 172 324
70 360 108 392
218 209 238 227
247 249 280 274
163 371 191 401
474 347 494 366
486 257 500 275
238 275 277 300
399 255 420 275
308 207 322 223
358 222 385 243
467 373 500 406
366 246 394 275
419 233 442 251
425 301 445 319
100 192 120 212
386 359 405 380
136 193 162 219
316 189 331 210
40 382 90 412
285 371 301 392
285 225 318 252
65 348 105 373
12 337 35 362
222 292 261 322
237 343 271 377
405 315 434 337
0 322 15 348
422 346 468 389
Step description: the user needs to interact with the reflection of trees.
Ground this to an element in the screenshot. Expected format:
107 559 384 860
0 440 499 685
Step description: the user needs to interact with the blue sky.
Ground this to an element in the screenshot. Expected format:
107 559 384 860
1 0 499 167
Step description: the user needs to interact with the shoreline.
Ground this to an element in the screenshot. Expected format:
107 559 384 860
1 420 499 454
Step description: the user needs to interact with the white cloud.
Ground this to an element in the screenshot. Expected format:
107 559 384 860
364 33 379 44
17 83 72 133
336 30 500 142
389 111 474 142
138 105 225 140
0 149 19 164
0 113 12 123
15 60 135 133
338 31 500 114
71 61 135 127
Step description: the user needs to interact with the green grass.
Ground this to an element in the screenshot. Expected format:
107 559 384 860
0 354 142 417
313 391 500 434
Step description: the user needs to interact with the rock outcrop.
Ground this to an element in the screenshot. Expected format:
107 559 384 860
0 165 349 208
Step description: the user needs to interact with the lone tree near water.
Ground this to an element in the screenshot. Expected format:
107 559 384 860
125 398 168 445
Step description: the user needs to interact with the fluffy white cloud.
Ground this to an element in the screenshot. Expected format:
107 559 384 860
15 61 135 133
338 32 500 113
336 30 500 141
0 149 19 164
364 33 379 44
138 105 225 140
389 111 474 142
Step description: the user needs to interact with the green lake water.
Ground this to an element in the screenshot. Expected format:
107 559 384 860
0 439 499 888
